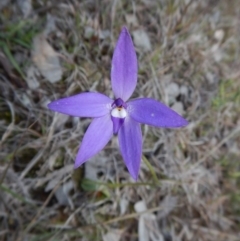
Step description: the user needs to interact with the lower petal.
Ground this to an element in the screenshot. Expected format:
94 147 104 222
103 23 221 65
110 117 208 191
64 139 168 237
75 115 113 168
118 117 142 180
111 116 125 134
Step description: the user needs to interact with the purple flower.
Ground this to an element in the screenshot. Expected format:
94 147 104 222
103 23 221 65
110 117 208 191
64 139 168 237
48 27 188 180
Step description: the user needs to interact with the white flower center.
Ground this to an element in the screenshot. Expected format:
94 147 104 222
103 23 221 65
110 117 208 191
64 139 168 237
111 107 127 118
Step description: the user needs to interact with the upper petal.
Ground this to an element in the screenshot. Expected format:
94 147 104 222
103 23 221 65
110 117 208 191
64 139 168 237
48 92 112 117
118 117 142 180
128 98 188 128
75 114 113 168
111 27 138 101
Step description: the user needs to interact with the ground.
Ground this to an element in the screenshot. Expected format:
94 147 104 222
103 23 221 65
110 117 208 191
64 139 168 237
0 0 240 241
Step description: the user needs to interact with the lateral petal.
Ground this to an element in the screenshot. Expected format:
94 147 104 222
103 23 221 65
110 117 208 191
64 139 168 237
48 92 112 117
75 115 113 168
118 117 142 180
111 27 138 101
128 98 188 128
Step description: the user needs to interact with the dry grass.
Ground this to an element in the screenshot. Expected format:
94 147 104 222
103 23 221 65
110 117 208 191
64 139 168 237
1 0 240 240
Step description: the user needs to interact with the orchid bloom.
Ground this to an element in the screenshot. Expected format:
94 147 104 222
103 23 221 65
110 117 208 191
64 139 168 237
48 27 188 180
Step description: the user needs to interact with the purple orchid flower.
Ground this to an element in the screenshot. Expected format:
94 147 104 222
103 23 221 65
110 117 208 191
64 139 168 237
48 27 188 180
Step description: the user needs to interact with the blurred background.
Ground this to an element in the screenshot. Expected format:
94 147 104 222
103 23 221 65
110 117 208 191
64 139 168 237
0 0 240 240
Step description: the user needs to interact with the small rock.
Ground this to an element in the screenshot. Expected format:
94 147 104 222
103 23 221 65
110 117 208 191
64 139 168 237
54 114 69 129
206 72 218 85
54 181 74 206
48 150 61 171
44 14 57 35
210 137 218 146
84 159 98 181
17 0 32 18
26 66 40 89
99 29 110 40
188 33 203 44
165 82 180 99
134 200 147 213
214 29 224 42
32 34 62 83
125 14 138 27
84 26 95 39
19 93 31 107
211 43 223 62
103 229 122 241
171 102 184 115
133 29 152 52
120 198 129 215
229 143 240 155
180 85 188 96
158 196 177 220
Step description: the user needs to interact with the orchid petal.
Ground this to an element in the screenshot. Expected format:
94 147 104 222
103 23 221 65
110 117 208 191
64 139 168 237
111 27 138 101
128 98 188 128
48 92 112 117
75 115 113 168
111 117 125 134
118 117 142 180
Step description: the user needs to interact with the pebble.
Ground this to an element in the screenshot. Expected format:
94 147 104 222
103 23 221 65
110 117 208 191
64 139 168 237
171 101 184 115
165 82 180 98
